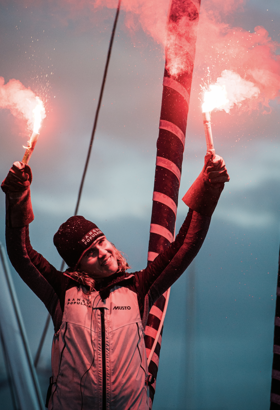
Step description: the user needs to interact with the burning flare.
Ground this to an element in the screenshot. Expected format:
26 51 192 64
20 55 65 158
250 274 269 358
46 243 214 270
0 77 46 163
201 80 229 153
202 70 260 114
22 96 46 164
31 96 45 136
201 70 261 152
202 83 229 113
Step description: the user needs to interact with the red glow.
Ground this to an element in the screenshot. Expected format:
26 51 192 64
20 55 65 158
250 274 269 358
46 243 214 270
5 1 280 110
32 97 45 135
202 83 229 113
12 1 280 106
201 70 260 114
0 77 46 146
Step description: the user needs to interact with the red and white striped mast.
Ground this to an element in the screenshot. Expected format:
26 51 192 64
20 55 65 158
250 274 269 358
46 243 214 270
145 0 201 407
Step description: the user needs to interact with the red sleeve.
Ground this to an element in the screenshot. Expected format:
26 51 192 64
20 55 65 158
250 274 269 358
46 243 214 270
24 226 64 294
134 210 211 312
5 225 66 330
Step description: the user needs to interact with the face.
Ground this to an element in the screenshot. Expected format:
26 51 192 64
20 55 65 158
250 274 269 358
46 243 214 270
79 236 119 279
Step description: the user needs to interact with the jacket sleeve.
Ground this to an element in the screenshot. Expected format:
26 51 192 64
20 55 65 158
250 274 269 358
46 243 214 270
133 152 229 309
6 225 64 326
134 209 210 310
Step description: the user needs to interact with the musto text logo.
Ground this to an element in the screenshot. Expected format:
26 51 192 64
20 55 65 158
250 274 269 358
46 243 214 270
113 306 131 310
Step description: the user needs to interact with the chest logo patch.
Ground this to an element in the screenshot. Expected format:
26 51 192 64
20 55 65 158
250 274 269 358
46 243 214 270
67 297 91 308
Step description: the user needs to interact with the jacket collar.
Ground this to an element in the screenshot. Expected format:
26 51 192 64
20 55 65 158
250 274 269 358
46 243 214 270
63 269 133 295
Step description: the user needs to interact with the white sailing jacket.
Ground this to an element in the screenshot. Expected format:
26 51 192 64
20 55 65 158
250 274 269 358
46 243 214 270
50 285 148 410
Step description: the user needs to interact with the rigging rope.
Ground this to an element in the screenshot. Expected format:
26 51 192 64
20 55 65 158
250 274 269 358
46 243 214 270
34 0 122 368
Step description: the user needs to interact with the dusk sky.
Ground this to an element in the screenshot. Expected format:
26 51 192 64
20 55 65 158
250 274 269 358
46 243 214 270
0 0 279 409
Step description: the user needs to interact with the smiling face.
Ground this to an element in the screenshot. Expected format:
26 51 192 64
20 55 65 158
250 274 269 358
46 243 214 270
78 236 119 280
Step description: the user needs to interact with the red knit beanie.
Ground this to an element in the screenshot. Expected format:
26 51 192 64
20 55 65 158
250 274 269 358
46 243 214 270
53 216 104 267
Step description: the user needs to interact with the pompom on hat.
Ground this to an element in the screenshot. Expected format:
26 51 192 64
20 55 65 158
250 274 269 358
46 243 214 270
53 216 104 268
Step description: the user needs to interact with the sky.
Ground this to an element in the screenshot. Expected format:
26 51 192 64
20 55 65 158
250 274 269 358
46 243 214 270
0 0 279 409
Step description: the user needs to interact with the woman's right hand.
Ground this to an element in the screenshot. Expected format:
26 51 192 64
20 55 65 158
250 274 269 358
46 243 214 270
1 162 32 194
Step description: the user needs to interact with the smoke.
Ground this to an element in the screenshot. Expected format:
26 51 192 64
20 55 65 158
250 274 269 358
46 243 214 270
164 0 200 77
98 0 170 45
4 0 280 109
0 77 45 134
86 0 280 107
94 0 201 77
202 0 244 18
195 15 280 110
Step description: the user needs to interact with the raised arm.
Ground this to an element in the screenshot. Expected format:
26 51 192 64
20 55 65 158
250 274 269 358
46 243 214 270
5 225 60 313
1 162 65 324
135 152 230 313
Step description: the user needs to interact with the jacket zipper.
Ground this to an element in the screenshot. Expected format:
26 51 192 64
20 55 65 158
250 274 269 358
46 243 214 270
100 308 106 410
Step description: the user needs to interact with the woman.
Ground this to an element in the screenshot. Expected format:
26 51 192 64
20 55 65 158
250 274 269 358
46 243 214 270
2 152 229 410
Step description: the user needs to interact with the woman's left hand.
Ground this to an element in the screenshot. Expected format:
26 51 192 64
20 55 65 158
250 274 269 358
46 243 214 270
206 154 230 184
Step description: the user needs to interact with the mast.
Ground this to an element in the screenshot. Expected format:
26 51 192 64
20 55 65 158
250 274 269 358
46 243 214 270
145 1 201 407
